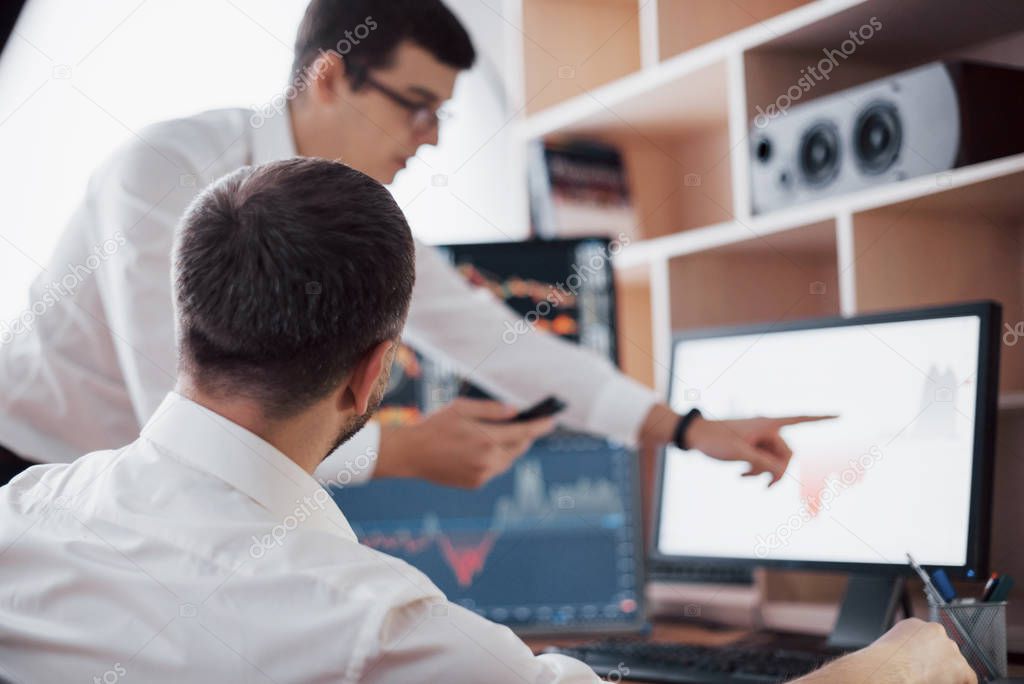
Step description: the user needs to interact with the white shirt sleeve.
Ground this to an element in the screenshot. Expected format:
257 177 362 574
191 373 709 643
404 241 659 447
88 141 200 427
357 598 600 684
319 240 661 484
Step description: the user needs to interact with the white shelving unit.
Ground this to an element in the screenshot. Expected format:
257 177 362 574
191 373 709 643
501 0 1024 649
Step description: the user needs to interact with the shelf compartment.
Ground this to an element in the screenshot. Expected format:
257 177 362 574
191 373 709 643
658 0 814 61
523 58 728 139
616 264 657 390
521 0 642 115
613 153 1024 268
667 219 840 332
849 171 1024 393
744 0 1024 122
519 1 866 140
598 122 734 240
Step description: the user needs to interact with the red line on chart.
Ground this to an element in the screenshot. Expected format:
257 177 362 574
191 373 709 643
438 532 498 587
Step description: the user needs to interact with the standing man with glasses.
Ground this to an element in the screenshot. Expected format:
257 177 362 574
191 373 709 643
0 0 827 491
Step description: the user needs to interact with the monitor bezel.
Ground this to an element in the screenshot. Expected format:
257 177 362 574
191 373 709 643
650 300 1001 579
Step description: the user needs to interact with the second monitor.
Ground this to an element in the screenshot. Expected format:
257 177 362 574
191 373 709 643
653 301 1001 646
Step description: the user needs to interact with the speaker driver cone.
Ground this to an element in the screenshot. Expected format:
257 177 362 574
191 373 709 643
798 122 841 187
854 102 902 175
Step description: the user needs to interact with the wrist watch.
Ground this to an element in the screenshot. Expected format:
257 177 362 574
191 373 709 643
672 408 703 450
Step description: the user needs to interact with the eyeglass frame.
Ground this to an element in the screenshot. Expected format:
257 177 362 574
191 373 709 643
346 62 448 134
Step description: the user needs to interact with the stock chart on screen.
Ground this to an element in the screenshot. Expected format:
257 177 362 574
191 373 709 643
657 313 984 568
330 238 643 632
334 432 640 628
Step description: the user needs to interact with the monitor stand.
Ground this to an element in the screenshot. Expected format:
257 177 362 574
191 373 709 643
826 574 906 650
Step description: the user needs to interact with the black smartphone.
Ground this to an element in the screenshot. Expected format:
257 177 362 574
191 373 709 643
508 396 567 423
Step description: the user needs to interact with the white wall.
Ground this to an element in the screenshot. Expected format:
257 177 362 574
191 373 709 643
0 0 525 322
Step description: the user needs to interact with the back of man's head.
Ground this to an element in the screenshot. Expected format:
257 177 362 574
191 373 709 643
173 157 415 419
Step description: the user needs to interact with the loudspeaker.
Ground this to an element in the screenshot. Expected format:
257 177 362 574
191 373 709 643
749 60 1024 214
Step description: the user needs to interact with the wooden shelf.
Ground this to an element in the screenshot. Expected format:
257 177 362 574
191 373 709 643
849 177 1024 393
657 0 815 61
616 265 657 389
521 0 642 115
668 230 840 332
752 0 1024 60
507 0 1024 651
744 0 1024 122
520 54 728 139
519 0 865 139
604 125 735 239
612 153 1024 267
1001 392 1024 411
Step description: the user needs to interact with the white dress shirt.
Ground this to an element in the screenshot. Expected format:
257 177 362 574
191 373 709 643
0 107 658 479
0 392 598 683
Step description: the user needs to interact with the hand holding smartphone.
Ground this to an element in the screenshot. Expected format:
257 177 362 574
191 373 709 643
506 396 567 423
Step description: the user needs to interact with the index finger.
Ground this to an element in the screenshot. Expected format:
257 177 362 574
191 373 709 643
772 415 838 427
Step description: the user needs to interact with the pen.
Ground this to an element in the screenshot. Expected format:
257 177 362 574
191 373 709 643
981 573 999 601
906 553 999 680
906 553 945 603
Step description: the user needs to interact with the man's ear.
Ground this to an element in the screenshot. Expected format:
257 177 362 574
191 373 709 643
341 340 393 415
309 50 351 103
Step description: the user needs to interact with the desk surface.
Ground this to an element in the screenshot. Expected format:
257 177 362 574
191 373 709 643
527 620 1024 683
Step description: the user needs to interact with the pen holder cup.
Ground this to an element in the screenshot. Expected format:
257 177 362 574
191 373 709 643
929 600 1008 682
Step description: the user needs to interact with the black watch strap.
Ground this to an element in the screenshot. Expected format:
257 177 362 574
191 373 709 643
672 408 703 450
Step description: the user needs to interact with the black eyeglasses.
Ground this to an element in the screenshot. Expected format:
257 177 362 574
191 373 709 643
349 65 447 134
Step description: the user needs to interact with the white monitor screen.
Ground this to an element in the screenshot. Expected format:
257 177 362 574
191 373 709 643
657 313 983 568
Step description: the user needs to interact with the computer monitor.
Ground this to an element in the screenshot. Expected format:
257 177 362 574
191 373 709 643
653 301 1001 647
373 238 618 424
331 238 645 636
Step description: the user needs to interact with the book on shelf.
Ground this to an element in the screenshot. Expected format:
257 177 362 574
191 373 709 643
528 139 637 240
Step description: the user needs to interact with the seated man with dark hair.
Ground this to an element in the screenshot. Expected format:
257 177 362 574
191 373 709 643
0 159 975 683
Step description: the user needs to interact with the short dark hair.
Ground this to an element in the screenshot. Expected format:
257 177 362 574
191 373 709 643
174 158 415 419
292 0 476 80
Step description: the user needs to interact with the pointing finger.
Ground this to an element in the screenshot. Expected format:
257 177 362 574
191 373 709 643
773 415 838 427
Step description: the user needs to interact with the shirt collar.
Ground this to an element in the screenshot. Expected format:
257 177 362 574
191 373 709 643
250 104 299 166
141 392 357 542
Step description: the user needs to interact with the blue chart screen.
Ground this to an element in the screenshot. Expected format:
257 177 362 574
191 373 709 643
331 431 641 629
330 238 642 631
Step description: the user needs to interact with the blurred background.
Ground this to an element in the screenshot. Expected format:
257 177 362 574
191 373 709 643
0 0 524 321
